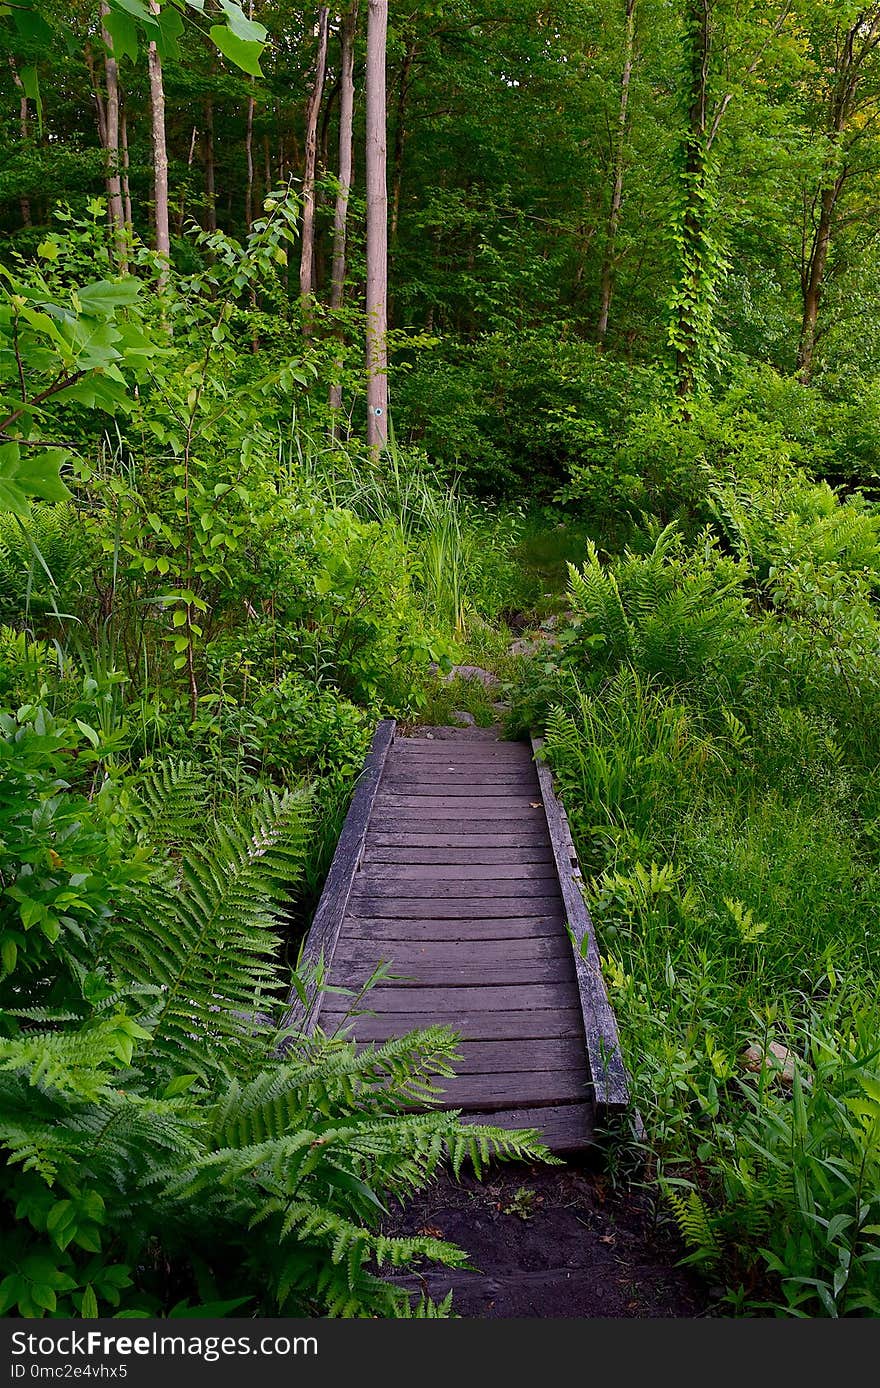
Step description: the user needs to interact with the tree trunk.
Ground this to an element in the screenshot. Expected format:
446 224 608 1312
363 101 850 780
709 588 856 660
365 0 388 451
329 2 358 424
794 12 880 381
244 0 256 233
7 59 32 228
596 0 636 347
121 101 133 230
204 97 217 231
101 3 126 262
390 38 416 247
176 124 198 235
245 90 256 231
299 5 331 330
148 0 171 286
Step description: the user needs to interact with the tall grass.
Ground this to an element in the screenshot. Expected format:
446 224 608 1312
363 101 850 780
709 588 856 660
286 412 521 635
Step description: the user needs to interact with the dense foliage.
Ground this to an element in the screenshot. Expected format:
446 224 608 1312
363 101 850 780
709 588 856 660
2 0 880 1322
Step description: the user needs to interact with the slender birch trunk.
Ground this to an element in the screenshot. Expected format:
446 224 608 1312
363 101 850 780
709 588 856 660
329 2 358 424
596 0 636 347
245 0 256 232
365 0 388 451
100 3 126 261
245 91 256 230
148 0 171 286
299 6 331 331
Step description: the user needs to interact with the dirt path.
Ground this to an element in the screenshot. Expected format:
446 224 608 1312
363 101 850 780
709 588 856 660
386 1159 706 1318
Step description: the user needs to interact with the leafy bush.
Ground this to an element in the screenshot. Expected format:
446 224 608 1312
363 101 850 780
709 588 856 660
0 699 548 1318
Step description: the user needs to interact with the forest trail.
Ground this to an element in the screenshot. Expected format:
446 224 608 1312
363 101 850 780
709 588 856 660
296 721 627 1150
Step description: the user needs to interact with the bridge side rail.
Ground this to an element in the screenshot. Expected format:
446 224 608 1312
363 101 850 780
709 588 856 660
531 734 629 1114
281 718 397 1037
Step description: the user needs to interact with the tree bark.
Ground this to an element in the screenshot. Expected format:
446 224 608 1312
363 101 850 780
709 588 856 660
7 58 32 228
596 0 636 348
797 182 837 383
84 42 108 148
795 11 880 382
121 100 133 231
299 5 331 330
148 0 171 286
329 2 358 424
204 97 217 231
100 3 126 261
245 0 256 233
365 0 389 451
245 90 256 231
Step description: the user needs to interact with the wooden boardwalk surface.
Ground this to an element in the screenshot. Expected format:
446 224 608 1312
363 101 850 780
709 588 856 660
288 722 627 1152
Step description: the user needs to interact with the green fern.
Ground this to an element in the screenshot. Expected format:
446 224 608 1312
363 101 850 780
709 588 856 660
666 1186 721 1267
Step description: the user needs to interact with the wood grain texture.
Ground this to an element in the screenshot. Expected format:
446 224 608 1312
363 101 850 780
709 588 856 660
429 1069 591 1110
349 871 555 893
325 981 579 1013
344 914 566 941
290 726 627 1151
319 1006 586 1041
531 735 629 1113
365 845 554 865
279 719 396 1039
347 894 564 919
460 1102 595 1150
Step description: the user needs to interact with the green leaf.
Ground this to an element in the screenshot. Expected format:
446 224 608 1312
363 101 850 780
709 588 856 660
209 24 264 76
12 8 54 43
162 1073 199 1098
75 719 101 750
104 9 139 63
76 279 142 317
80 1284 99 1319
19 66 42 138
217 0 267 44
0 444 71 515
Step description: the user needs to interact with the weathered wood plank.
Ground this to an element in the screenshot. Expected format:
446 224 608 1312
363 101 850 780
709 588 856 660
358 862 557 881
322 982 577 1013
319 1006 586 1042
346 894 563 919
334 936 569 967
378 797 546 818
422 1037 587 1074
381 780 537 796
345 915 566 941
279 719 396 1039
460 1102 594 1150
330 961 570 989
354 874 558 898
391 741 530 754
368 829 550 848
430 1069 591 1111
365 845 554 865
329 947 571 988
531 735 629 1113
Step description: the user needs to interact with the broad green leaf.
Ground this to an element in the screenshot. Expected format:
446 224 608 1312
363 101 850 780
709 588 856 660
104 9 139 63
218 0 267 45
209 24 264 76
76 279 142 317
19 66 42 137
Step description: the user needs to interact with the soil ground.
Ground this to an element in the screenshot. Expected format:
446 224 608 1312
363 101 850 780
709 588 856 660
385 1159 708 1318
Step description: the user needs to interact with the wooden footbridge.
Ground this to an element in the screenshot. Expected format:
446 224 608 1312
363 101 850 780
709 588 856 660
287 723 627 1151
